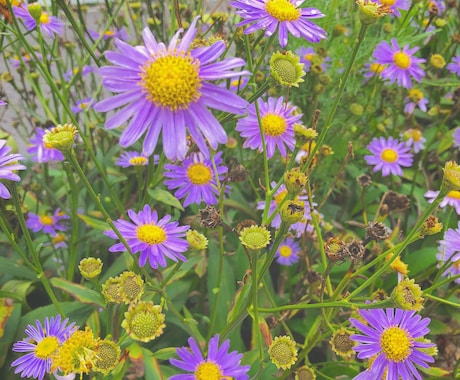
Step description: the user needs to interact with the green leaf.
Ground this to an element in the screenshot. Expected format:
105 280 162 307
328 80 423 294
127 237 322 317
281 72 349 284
0 257 37 280
2 280 35 304
77 213 110 231
147 188 184 211
142 348 165 380
51 278 106 307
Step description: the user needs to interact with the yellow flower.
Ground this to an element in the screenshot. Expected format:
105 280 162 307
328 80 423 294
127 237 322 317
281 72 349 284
268 335 298 370
121 301 165 342
270 51 305 87
239 225 271 250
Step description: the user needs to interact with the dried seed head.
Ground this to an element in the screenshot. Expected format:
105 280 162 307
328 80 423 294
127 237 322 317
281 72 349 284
382 191 410 213
364 221 391 243
357 174 372 187
226 158 248 182
346 240 366 264
198 206 222 229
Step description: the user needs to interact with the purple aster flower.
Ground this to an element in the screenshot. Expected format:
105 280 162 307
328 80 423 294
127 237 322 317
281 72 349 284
400 128 426 153
115 151 157 167
10 52 42 69
257 182 315 237
94 17 249 161
0 99 6 106
71 98 94 114
169 334 250 380
365 136 413 176
13 5 64 38
26 209 70 237
27 127 65 163
447 56 460 76
275 237 301 265
437 221 460 284
104 204 189 269
63 65 95 82
296 46 330 73
453 127 460 149
88 27 130 41
229 76 249 92
164 151 227 207
373 38 426 88
11 315 76 380
363 62 386 79
425 190 460 215
378 0 410 18
236 97 301 159
425 0 446 17
350 308 435 379
230 0 327 48
403 89 428 115
0 139 26 199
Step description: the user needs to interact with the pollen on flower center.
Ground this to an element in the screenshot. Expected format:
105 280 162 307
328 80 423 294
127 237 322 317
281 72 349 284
265 0 301 22
274 189 288 205
409 89 423 102
370 63 385 74
394 51 411 69
380 0 396 5
40 215 54 225
381 148 398 163
187 163 212 185
39 13 50 25
130 312 161 339
380 326 413 362
35 336 59 359
410 129 423 142
136 224 166 245
448 190 460 199
141 53 202 111
279 245 293 257
194 361 223 380
129 156 148 166
262 113 288 137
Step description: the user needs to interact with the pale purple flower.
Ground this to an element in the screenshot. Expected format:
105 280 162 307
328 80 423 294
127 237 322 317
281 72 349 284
94 17 249 161
447 56 460 76
365 136 413 176
378 0 410 18
169 334 250 380
373 39 426 88
26 209 70 237
0 99 7 106
230 0 327 48
13 5 64 38
425 190 460 215
275 238 301 265
296 46 330 73
63 65 95 82
164 151 227 207
0 139 26 199
403 89 428 115
363 62 386 79
400 128 426 153
437 221 460 284
453 127 460 149
236 97 301 159
71 98 94 114
27 127 65 163
115 151 153 167
88 27 130 41
350 308 435 380
104 204 189 269
425 0 446 17
11 316 76 380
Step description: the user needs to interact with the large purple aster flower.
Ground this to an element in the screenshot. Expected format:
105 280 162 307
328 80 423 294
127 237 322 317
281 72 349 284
437 221 460 284
169 334 250 380
0 139 26 199
27 127 65 163
425 190 460 215
350 308 435 380
236 97 301 159
230 0 327 48
164 151 227 207
365 136 413 176
94 17 249 161
11 315 76 380
373 38 426 88
13 5 64 38
447 56 460 76
26 209 70 237
104 204 189 269
275 237 301 265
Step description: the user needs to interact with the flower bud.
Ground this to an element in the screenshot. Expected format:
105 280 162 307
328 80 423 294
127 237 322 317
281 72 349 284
268 336 298 370
239 225 271 250
43 123 78 152
186 229 208 250
280 201 305 224
356 0 391 25
270 51 305 87
441 161 460 193
330 328 356 358
121 301 165 342
284 168 307 196
79 257 103 280
27 3 43 23
391 278 424 311
420 215 443 237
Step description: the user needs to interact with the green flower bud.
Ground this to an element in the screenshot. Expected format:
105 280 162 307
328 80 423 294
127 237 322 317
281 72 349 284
270 51 305 87
284 168 308 196
280 201 305 224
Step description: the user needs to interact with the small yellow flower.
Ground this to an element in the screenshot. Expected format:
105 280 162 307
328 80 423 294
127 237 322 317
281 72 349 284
356 0 391 25
420 215 443 236
101 276 123 304
295 365 316 380
284 168 308 196
121 301 166 342
330 328 356 358
186 229 208 250
294 124 317 146
43 123 78 152
441 161 460 193
280 201 305 225
430 54 446 68
239 225 271 250
268 335 298 370
93 339 121 374
386 254 409 276
119 271 144 304
78 257 103 280
270 51 305 87
391 278 424 311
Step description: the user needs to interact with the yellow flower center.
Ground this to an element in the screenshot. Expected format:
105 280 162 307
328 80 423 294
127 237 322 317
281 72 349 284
381 148 398 163
104 30 115 37
187 163 212 185
261 113 288 137
447 190 460 199
279 245 293 257
408 89 423 102
194 361 223 380
380 0 396 5
78 102 89 110
52 234 66 244
39 13 50 25
370 63 385 74
136 224 166 245
130 312 161 339
380 326 413 362
128 156 148 166
40 215 54 225
274 189 288 205
393 51 411 69
265 0 301 22
35 336 59 359
410 129 423 142
304 53 315 61
141 53 202 111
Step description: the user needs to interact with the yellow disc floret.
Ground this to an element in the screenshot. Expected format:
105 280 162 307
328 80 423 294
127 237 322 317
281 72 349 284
380 326 413 362
129 156 147 166
261 113 288 137
279 245 293 258
265 0 301 22
187 163 212 185
380 0 396 5
141 52 202 111
268 335 298 370
195 361 223 380
393 51 411 69
121 301 166 342
40 215 54 225
136 224 167 245
35 336 59 359
381 148 398 163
